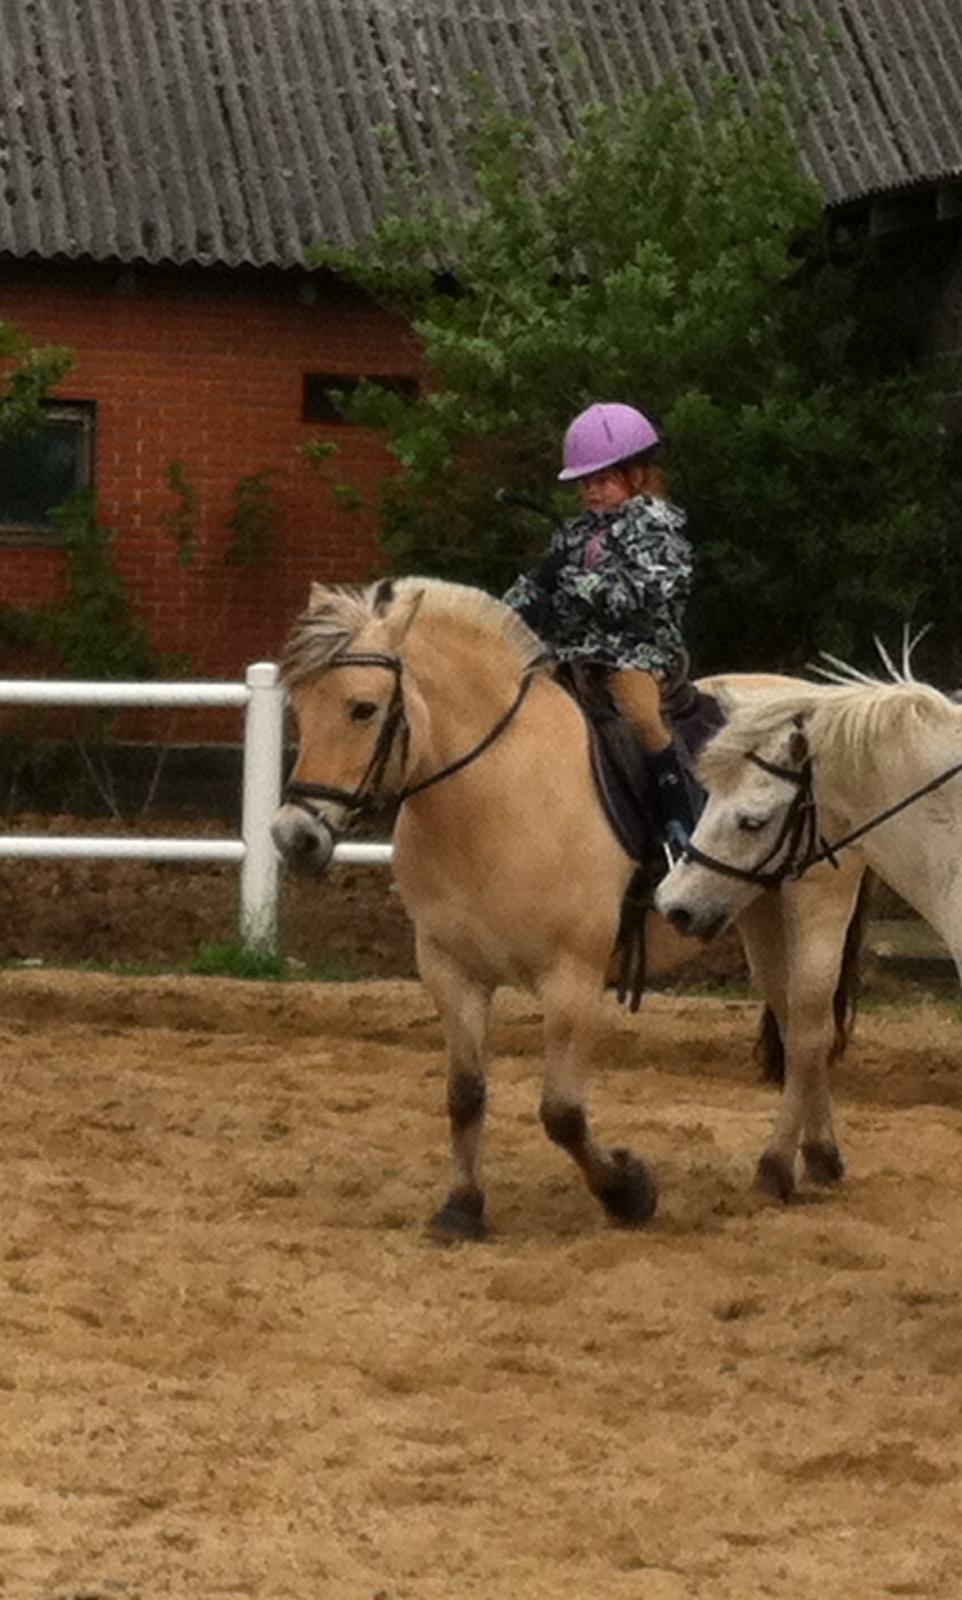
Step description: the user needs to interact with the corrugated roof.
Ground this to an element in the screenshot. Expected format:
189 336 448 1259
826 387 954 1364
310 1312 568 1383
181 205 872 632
1 0 961 271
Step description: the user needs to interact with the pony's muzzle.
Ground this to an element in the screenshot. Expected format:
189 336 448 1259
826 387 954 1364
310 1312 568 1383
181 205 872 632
662 899 729 942
271 804 337 877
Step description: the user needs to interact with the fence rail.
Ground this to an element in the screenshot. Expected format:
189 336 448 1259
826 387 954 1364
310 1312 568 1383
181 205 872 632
0 663 396 951
0 664 286 948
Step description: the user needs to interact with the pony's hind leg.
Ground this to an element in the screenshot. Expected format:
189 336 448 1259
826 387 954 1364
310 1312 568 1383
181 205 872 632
539 962 657 1226
417 935 492 1241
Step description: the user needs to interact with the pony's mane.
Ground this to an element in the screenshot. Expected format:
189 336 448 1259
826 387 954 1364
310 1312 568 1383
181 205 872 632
701 673 961 788
281 576 545 686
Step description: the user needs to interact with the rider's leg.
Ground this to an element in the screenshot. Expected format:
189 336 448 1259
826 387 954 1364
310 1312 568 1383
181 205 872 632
608 668 697 847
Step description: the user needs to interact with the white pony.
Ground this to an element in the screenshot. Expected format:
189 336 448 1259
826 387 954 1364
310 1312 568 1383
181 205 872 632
657 655 962 1198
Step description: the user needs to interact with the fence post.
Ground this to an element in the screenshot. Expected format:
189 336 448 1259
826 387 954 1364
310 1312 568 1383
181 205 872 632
240 661 284 951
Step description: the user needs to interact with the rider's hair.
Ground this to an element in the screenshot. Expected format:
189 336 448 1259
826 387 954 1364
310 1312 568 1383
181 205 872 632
618 448 668 501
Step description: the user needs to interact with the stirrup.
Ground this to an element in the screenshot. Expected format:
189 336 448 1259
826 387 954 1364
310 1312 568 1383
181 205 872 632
661 818 690 871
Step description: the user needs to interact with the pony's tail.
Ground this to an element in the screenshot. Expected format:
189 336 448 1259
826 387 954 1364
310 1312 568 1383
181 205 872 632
756 870 875 1086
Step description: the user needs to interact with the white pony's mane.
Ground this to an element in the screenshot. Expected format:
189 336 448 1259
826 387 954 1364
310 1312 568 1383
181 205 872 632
702 645 960 788
282 575 544 686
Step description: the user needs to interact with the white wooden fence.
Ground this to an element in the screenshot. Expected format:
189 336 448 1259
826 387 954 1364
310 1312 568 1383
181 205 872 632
0 663 392 952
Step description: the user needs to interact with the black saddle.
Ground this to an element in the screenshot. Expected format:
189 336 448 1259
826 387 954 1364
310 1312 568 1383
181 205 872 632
556 661 724 864
556 660 726 1010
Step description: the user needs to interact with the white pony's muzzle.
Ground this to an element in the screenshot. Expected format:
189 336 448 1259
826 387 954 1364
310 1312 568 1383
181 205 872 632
271 803 337 877
656 870 733 941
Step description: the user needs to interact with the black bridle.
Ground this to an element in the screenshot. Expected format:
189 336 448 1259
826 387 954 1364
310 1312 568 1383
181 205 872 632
284 648 550 824
683 714 962 889
682 722 833 889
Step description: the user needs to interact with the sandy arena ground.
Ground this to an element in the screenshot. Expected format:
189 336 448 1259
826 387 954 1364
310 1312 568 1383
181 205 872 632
2 969 962 1600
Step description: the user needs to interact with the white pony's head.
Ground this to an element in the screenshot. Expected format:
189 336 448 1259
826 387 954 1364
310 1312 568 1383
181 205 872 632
656 690 819 938
657 636 955 939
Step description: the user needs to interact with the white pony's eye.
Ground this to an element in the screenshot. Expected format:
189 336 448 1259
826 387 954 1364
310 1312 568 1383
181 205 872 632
737 814 770 834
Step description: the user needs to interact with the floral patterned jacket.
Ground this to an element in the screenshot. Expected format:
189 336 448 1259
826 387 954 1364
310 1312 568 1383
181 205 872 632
503 494 693 677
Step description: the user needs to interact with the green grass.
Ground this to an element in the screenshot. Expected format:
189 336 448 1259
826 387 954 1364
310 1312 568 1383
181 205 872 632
5 942 367 984
187 939 291 980
186 939 366 982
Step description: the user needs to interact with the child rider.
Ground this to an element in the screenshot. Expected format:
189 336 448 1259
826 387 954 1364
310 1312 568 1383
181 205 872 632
503 400 698 853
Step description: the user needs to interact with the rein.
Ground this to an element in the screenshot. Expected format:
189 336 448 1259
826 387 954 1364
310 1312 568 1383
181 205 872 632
684 715 962 889
284 648 550 823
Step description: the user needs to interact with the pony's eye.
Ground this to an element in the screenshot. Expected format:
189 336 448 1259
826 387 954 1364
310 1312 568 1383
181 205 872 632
350 700 379 723
738 814 769 834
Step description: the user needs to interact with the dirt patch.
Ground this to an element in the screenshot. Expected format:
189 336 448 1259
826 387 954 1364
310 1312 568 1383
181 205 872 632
1 970 962 1598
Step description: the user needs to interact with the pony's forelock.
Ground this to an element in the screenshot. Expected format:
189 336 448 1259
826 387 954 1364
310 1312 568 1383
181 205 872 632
281 585 371 687
281 576 545 688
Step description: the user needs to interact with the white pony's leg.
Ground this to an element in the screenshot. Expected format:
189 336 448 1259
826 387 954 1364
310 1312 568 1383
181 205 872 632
416 934 492 1240
539 959 657 1225
736 892 789 1076
756 858 865 1201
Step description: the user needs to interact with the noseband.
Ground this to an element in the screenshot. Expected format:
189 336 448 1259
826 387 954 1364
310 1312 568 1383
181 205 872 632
284 648 550 825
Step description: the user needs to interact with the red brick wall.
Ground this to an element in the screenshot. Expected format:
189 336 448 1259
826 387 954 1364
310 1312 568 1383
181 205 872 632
1 260 419 685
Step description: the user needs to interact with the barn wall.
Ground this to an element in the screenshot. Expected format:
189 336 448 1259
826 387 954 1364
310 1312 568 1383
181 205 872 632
0 260 418 682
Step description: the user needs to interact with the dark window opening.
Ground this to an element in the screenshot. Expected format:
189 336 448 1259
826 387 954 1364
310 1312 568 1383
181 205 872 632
0 402 95 542
302 372 419 423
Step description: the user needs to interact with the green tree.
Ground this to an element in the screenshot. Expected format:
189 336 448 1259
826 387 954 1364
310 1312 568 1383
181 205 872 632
311 79 959 676
0 321 73 443
0 490 157 679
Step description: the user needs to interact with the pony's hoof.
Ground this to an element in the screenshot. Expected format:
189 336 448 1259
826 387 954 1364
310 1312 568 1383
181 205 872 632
599 1148 658 1226
428 1191 486 1243
754 1151 795 1203
802 1141 845 1185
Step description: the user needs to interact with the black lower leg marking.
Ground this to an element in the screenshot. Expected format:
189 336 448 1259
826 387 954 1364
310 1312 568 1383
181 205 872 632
597 1147 658 1225
540 1101 587 1151
755 1151 795 1203
448 1071 486 1130
429 1186 486 1242
802 1141 845 1185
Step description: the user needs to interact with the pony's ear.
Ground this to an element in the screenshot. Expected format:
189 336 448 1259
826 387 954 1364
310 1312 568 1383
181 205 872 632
308 581 329 611
788 717 808 765
383 586 426 648
372 577 396 615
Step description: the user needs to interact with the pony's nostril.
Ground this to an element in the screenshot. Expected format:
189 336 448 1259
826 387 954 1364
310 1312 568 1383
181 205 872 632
666 905 692 935
271 809 336 877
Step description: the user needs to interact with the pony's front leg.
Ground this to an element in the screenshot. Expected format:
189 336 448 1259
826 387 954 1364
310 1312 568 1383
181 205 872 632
540 963 657 1226
736 891 789 1083
417 935 492 1242
756 860 864 1202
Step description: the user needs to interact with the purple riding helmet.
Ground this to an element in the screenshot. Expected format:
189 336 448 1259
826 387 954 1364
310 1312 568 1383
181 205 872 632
558 402 660 482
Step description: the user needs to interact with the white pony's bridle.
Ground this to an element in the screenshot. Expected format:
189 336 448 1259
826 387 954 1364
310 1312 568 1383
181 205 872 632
682 717 835 888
